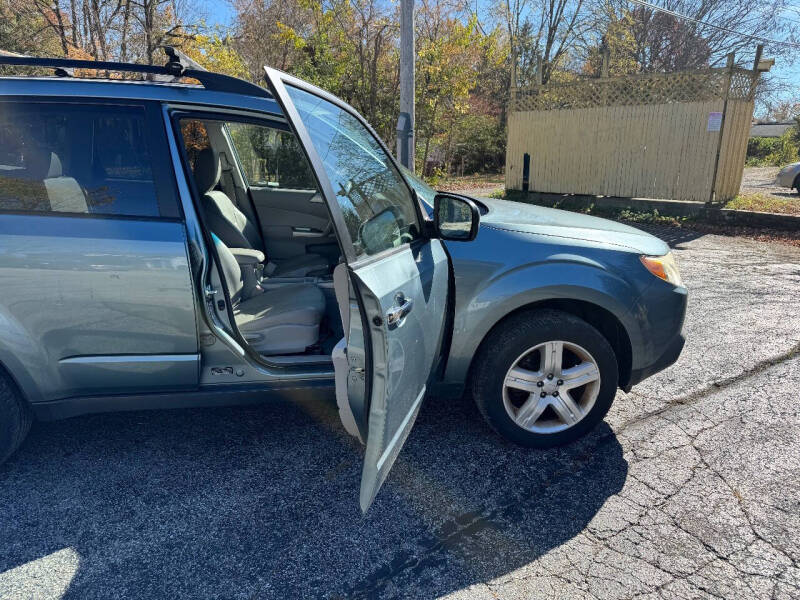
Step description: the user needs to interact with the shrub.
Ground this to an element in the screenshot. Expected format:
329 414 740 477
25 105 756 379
746 137 782 166
746 120 800 167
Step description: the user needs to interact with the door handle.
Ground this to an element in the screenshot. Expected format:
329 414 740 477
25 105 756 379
292 226 325 238
386 293 413 326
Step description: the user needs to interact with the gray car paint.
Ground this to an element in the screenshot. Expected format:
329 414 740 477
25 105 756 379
402 169 686 393
0 215 198 403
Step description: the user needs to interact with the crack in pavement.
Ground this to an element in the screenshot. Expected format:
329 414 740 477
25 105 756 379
615 342 800 435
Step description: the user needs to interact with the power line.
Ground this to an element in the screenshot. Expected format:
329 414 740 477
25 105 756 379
626 0 800 49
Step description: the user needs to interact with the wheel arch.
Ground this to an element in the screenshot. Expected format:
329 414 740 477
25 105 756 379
0 356 35 406
465 298 634 392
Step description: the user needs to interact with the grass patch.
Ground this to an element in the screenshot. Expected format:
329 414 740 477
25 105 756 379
432 172 504 190
724 193 800 215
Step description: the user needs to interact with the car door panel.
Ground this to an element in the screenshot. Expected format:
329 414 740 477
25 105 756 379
264 67 452 511
351 240 449 510
0 215 198 402
249 187 336 259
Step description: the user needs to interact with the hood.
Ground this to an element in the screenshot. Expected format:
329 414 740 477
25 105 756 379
478 198 669 256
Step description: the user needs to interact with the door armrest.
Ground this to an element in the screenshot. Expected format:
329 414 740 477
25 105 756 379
229 247 265 265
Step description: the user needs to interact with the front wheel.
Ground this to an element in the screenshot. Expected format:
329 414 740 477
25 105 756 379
0 370 32 465
471 309 618 448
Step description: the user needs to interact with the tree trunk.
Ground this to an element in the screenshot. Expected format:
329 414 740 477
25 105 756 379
120 0 132 62
55 2 70 55
69 0 79 49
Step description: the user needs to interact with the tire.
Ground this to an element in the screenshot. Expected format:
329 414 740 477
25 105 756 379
0 369 32 465
471 309 618 448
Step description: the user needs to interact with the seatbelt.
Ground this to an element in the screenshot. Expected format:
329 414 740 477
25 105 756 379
218 151 267 256
218 152 242 209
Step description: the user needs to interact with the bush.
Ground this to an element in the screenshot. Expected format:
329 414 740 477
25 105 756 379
746 137 782 166
746 120 800 167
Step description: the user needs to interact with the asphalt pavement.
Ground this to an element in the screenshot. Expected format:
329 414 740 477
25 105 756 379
1 226 799 599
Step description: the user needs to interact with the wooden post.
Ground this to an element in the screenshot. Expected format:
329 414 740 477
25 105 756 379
511 42 518 89
600 37 610 79
708 52 735 205
752 44 763 72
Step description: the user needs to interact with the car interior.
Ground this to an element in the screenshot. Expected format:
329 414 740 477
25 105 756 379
180 118 346 362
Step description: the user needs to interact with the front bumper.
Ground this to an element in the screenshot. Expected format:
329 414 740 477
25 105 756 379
624 279 688 391
627 330 686 389
776 165 800 188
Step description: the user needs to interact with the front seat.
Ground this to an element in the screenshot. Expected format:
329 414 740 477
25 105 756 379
213 234 326 355
194 147 331 278
21 147 88 213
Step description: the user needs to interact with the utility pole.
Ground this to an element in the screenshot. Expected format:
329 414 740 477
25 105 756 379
397 0 415 172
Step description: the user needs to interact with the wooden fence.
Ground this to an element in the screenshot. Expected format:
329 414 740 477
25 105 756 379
506 66 758 202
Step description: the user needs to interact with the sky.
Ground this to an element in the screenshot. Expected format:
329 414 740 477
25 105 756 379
199 1 234 27
196 0 799 116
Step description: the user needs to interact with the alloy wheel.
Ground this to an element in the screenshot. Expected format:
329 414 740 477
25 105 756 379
502 340 602 434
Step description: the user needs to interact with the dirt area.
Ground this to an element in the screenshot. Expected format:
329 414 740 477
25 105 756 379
739 166 790 197
437 173 504 199
725 167 800 215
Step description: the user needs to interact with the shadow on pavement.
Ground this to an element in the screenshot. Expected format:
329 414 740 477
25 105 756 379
0 395 627 599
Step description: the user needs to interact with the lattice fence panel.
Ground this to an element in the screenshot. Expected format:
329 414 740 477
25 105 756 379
511 67 756 112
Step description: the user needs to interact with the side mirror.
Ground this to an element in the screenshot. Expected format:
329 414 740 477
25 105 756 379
359 206 402 254
433 194 480 241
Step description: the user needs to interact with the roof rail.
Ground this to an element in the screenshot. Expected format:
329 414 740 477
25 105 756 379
0 47 270 99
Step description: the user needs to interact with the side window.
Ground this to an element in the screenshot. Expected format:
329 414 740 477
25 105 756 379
226 122 316 190
180 120 211 170
284 85 421 258
0 102 173 217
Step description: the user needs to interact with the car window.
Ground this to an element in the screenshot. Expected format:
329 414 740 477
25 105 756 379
285 85 421 258
0 102 170 217
226 122 316 190
180 120 211 171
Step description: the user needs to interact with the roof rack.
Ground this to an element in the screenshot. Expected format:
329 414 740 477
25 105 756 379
0 46 271 99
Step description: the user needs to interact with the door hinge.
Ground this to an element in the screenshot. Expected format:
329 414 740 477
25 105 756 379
204 285 218 298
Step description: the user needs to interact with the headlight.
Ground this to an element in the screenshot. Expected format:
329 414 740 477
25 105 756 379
640 252 683 287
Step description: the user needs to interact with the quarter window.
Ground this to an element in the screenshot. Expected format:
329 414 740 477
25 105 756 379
0 103 171 217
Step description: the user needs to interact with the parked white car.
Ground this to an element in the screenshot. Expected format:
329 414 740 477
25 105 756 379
776 162 800 194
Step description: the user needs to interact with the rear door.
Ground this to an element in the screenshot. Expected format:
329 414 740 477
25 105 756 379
0 99 198 402
265 69 451 512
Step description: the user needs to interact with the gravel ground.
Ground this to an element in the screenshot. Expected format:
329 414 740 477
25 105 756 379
1 228 799 599
740 166 795 198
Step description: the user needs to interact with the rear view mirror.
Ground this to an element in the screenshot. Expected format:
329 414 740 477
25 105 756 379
434 194 480 241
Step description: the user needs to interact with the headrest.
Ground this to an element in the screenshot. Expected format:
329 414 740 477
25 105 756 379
193 147 221 195
46 152 63 178
22 146 63 180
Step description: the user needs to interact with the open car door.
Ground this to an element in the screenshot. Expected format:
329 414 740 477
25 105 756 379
265 68 451 512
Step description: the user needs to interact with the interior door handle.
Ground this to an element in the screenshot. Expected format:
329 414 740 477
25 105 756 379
292 227 325 238
386 293 413 326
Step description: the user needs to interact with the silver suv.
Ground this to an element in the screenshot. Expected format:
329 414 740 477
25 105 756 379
0 51 686 510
